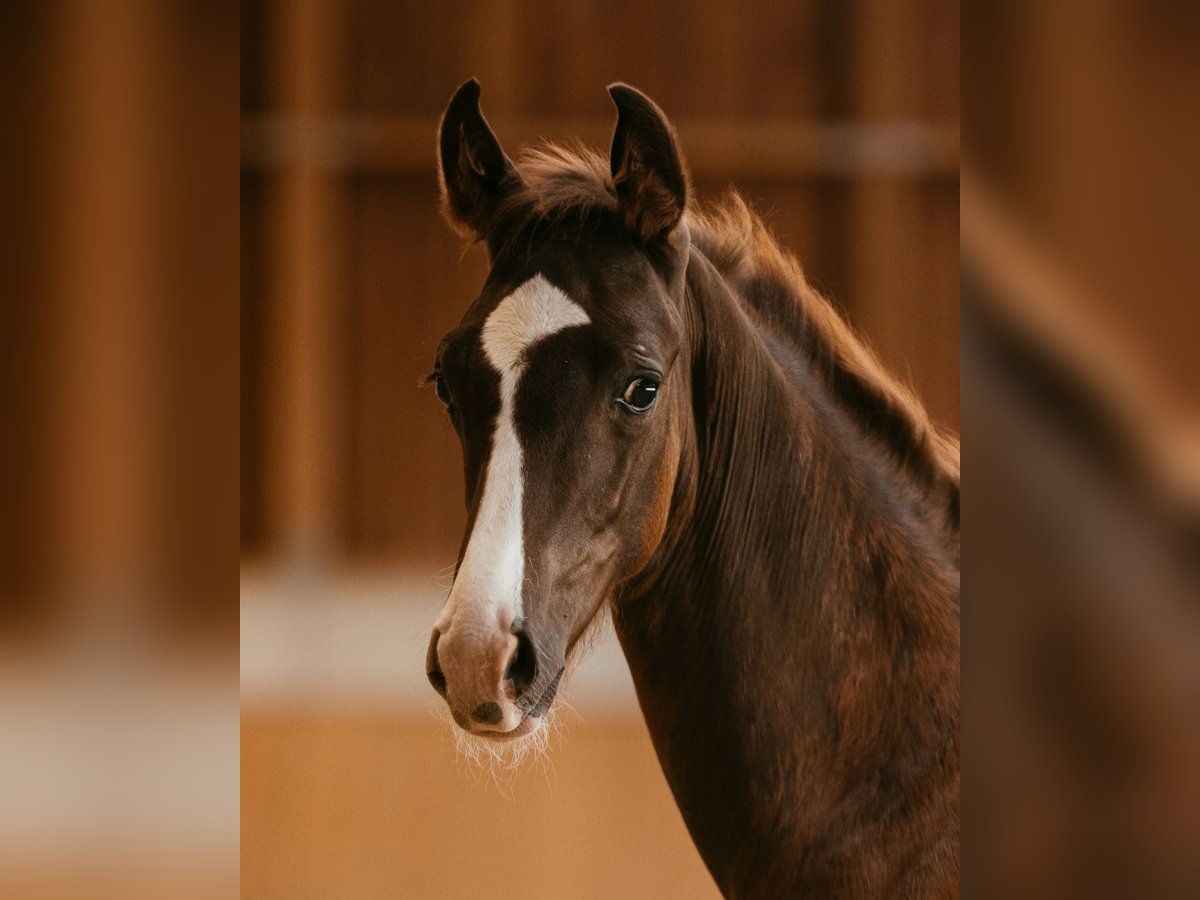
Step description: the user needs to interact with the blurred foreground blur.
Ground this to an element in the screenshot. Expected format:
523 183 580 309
964 2 1200 896
0 3 238 897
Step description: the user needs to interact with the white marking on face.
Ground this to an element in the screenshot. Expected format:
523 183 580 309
437 274 590 633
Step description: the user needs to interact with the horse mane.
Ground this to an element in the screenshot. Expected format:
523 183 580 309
687 192 961 509
494 143 960 511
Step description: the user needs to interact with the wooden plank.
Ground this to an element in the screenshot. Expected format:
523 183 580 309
261 0 348 561
342 176 481 561
52 0 160 599
848 0 960 431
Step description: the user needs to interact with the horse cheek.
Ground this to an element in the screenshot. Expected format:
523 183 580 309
629 427 679 576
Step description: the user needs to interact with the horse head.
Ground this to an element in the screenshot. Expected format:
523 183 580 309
425 80 692 740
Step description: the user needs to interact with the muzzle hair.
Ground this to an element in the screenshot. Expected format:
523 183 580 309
443 705 564 795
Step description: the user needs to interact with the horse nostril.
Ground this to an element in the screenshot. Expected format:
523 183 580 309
505 630 538 698
426 629 447 696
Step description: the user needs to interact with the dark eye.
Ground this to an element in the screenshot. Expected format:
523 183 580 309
619 376 659 413
434 374 452 406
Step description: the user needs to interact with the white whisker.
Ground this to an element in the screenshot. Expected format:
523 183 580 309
443 710 563 797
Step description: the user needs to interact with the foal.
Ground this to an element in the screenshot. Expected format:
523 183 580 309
425 80 960 898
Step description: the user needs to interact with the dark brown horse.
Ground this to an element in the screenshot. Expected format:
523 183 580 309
424 79 959 898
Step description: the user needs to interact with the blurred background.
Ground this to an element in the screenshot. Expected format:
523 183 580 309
239 1 958 897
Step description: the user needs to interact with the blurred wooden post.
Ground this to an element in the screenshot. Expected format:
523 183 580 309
52 0 159 609
849 0 958 429
264 0 345 566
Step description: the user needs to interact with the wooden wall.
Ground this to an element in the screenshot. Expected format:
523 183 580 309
240 0 960 566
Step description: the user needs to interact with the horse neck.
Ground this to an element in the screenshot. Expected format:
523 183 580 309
625 247 957 635
613 248 959 893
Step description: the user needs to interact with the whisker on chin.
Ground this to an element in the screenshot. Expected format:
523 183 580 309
434 703 562 796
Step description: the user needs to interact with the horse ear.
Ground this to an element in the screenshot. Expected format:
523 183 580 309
608 84 690 241
438 79 519 238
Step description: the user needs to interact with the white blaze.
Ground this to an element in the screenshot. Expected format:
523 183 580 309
437 274 590 633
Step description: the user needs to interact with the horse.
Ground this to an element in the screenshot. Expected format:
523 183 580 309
424 79 960 899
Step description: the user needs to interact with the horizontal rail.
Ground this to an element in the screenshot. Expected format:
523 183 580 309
242 115 959 179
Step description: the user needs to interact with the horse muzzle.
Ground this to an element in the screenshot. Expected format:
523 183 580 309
426 624 561 738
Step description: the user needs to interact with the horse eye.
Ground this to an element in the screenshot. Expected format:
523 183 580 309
620 376 659 413
434 375 452 406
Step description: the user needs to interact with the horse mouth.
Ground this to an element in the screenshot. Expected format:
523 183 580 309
475 668 564 742
475 715 540 742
